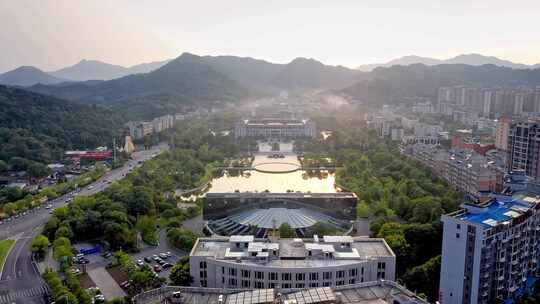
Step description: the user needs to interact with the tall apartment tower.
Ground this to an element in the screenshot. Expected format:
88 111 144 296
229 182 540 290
439 195 540 304
495 117 511 151
507 121 540 179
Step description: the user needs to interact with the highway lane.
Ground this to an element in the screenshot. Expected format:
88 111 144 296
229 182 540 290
0 143 169 241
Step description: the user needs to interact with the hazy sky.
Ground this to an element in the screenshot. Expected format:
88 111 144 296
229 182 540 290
1 0 540 72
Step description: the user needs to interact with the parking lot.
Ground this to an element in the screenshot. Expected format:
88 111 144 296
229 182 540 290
128 230 188 278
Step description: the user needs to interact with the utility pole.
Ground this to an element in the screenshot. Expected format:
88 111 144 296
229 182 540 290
113 137 117 163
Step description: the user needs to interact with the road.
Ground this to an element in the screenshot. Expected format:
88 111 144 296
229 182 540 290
0 143 169 241
0 229 46 304
0 143 169 304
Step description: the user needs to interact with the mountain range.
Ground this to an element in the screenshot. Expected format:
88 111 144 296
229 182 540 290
49 59 170 81
343 63 540 105
0 66 66 86
0 59 171 86
357 54 540 71
27 53 363 120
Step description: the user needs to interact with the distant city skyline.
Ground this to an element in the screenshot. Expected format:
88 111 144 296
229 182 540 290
1 0 539 73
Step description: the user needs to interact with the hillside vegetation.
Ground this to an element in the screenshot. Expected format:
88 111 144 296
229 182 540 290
0 85 121 164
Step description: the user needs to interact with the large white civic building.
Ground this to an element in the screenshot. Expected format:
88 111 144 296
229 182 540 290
234 118 317 139
189 235 395 289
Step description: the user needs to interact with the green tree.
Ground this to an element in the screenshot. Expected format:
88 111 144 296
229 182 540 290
356 200 370 218
55 225 74 239
27 162 51 178
0 160 7 172
169 256 193 286
167 228 199 251
401 255 441 302
279 223 295 238
136 216 158 245
31 234 50 260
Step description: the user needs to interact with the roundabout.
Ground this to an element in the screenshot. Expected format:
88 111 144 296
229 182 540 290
251 161 301 173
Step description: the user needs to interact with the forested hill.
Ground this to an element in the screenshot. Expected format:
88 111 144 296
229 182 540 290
342 63 540 105
0 85 121 164
27 53 363 120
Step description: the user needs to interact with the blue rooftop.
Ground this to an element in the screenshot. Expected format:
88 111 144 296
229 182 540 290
458 195 536 228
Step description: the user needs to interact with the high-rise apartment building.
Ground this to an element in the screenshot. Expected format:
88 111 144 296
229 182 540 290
495 117 511 151
440 195 540 304
507 121 540 180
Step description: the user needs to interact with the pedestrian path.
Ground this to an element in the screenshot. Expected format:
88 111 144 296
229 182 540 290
0 284 49 303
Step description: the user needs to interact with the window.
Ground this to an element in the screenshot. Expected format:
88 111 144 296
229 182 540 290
295 283 305 288
309 282 319 288
222 267 225 274
200 261 207 269
323 272 332 280
269 283 276 288
349 279 356 284
255 281 264 289
456 233 460 239
336 271 345 278
378 262 386 270
255 271 264 280
296 273 305 281
270 272 278 280
200 280 207 287
228 278 237 286
282 273 291 281
349 269 357 277
323 282 331 287
200 271 207 278
457 224 461 230
242 280 250 288
309 273 319 280
282 283 291 288
229 268 237 276
336 280 344 286
241 270 251 278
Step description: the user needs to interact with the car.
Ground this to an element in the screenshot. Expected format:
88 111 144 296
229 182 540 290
87 185 94 190
157 259 166 266
159 253 168 259
136 260 144 267
102 252 112 258
162 263 173 269
153 264 162 272
165 251 172 258
144 256 152 263
152 254 159 261
120 280 131 288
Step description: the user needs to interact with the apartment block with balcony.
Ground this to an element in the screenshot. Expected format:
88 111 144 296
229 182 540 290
440 195 540 304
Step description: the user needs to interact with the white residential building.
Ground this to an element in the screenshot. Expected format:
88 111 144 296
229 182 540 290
440 195 540 304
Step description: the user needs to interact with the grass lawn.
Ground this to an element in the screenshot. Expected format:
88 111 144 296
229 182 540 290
0 239 15 271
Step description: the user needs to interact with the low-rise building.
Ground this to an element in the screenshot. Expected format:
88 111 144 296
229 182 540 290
403 145 503 196
133 282 428 304
189 235 395 289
